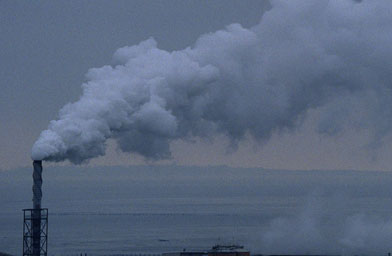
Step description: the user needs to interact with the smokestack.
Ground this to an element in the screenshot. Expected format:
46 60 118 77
23 161 47 256
32 160 42 256
32 160 43 209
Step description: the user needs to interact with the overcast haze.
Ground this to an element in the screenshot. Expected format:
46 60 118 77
2 0 392 171
4 2 392 255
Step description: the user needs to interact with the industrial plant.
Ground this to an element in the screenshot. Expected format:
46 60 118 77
163 245 250 256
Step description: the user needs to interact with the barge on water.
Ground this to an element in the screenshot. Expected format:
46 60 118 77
163 245 341 256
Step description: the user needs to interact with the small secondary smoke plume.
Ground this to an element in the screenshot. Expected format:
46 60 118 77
32 0 392 163
258 194 392 255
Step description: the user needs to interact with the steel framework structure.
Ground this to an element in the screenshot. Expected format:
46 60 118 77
23 208 48 256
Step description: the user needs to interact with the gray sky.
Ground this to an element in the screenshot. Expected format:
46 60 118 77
2 0 392 171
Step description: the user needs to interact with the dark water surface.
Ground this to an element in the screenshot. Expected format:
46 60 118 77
1 197 276 255
2 166 392 255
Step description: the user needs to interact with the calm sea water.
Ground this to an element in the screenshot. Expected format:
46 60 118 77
1 197 278 256
3 166 392 255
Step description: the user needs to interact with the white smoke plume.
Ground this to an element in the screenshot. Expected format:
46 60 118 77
32 0 392 163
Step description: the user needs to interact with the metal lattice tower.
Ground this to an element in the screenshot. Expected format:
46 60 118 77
23 208 48 256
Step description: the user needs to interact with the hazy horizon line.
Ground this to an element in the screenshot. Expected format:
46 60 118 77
2 162 391 173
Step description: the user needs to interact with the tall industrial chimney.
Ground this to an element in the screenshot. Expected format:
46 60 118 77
23 161 48 256
32 160 43 210
32 160 43 256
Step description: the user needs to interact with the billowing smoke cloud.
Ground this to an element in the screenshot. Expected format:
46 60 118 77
32 0 392 163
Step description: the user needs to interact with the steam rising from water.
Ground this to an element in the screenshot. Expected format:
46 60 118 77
259 195 392 255
32 0 392 163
